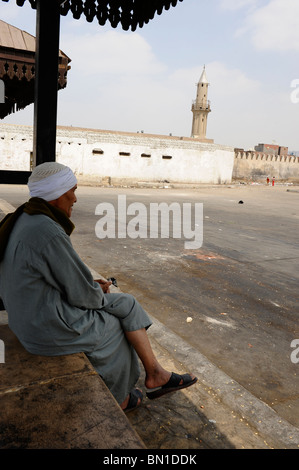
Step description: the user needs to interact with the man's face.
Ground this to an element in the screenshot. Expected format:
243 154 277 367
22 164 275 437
50 185 77 218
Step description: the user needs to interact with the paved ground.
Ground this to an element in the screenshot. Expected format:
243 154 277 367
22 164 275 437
1 182 299 449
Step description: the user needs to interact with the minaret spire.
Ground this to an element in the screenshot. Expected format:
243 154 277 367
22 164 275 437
191 66 211 139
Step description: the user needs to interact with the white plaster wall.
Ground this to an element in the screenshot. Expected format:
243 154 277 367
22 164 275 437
0 124 235 184
56 128 235 184
60 142 234 184
0 125 33 171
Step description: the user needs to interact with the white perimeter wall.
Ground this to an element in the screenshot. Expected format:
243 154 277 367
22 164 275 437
0 124 235 184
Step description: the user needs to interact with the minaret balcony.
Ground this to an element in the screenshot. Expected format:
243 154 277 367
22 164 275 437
192 100 211 112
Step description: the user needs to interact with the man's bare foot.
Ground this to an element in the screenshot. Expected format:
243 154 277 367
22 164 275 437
144 368 172 391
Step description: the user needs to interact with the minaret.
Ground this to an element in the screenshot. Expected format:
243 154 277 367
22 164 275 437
191 66 211 139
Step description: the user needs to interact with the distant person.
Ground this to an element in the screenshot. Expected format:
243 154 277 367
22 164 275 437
0 162 197 412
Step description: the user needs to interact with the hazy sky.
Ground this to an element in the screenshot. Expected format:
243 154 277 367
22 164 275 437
1 0 299 151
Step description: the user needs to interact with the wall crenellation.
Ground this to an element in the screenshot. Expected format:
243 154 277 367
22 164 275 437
235 149 299 164
233 149 299 181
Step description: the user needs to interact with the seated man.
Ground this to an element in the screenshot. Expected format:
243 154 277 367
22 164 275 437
0 162 197 412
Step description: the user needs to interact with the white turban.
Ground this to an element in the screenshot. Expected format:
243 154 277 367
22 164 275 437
28 162 77 201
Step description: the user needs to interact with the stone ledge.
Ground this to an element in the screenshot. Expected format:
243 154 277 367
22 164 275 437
0 324 145 449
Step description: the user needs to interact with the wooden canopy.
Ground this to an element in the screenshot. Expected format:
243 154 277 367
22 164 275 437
0 20 71 119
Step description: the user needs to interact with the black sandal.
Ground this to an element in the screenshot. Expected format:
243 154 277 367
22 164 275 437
123 388 143 413
146 372 197 400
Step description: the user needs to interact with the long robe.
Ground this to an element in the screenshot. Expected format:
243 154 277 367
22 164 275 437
0 212 152 403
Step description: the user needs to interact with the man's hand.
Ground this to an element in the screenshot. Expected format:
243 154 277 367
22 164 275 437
94 279 112 293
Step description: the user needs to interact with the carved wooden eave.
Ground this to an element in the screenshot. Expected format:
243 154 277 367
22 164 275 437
0 20 71 119
1 0 184 31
